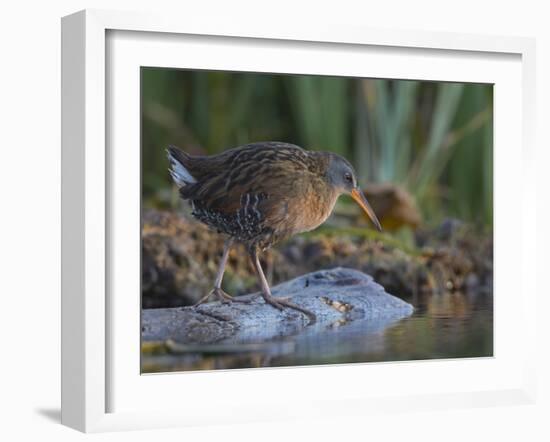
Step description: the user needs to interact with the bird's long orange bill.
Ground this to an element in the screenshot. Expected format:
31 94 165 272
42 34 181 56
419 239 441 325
351 188 382 232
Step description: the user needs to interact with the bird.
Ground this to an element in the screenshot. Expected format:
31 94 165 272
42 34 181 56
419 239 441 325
167 141 382 322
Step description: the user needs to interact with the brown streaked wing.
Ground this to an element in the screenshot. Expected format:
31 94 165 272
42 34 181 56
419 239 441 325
190 144 315 218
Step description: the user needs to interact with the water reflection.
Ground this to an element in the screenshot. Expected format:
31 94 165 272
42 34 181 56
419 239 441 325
141 291 492 373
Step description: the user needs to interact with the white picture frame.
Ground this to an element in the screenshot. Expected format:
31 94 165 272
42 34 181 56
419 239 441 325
61 9 537 433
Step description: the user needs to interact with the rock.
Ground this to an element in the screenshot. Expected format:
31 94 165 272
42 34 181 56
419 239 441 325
361 183 422 231
142 267 414 345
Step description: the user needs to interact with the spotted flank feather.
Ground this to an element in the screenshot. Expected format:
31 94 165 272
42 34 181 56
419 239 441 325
191 192 270 244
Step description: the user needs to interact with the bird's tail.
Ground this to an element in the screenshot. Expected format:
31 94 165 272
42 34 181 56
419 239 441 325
167 145 197 187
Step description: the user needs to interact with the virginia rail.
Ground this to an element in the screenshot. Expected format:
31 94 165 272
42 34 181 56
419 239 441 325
167 142 382 322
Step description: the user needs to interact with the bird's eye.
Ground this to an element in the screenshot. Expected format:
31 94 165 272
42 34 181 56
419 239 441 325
344 173 353 183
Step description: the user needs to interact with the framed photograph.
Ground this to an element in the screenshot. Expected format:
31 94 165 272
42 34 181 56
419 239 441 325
61 9 537 432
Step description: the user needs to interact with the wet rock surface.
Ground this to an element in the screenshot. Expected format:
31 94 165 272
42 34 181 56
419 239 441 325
142 267 413 345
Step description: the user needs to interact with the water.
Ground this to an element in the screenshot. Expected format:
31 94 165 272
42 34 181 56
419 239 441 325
141 291 493 373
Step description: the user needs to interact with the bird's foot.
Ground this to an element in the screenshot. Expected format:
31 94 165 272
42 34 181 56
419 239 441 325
194 287 251 307
262 295 316 325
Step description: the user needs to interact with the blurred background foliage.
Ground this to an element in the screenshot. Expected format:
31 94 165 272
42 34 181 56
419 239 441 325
140 69 494 369
142 68 493 229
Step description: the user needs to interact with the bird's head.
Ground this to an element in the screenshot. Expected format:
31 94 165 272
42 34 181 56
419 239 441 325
326 153 382 232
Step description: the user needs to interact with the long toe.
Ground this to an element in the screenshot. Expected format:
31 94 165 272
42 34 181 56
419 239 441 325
213 288 252 304
263 296 316 324
231 297 252 304
193 291 213 307
225 293 252 304
278 298 317 324
263 297 285 311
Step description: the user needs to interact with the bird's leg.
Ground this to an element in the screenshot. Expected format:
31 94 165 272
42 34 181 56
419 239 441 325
265 250 274 285
250 249 316 324
194 238 250 306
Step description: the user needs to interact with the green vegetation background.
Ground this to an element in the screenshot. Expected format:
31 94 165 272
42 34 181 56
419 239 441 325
141 68 493 228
